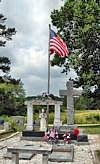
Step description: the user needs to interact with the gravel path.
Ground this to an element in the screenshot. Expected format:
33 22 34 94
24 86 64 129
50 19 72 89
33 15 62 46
0 133 99 164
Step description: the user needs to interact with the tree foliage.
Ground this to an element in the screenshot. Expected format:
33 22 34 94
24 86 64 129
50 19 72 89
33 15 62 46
0 1 25 115
0 13 16 47
50 0 100 108
0 56 11 73
0 78 25 115
0 0 16 73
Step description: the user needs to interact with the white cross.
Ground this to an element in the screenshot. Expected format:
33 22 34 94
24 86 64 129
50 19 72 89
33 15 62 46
59 80 82 125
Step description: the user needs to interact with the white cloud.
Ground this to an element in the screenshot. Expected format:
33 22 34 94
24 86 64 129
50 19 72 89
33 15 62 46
0 0 76 96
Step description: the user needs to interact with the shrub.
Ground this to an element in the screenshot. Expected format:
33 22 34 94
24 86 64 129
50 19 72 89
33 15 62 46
48 113 54 124
61 112 67 124
9 119 25 132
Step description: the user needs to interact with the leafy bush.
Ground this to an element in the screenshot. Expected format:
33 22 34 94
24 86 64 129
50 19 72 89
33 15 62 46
0 115 10 122
48 113 54 124
61 112 67 124
9 118 25 132
0 115 25 132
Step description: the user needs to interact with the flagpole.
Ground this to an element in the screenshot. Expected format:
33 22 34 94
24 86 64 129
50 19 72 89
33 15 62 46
48 24 51 95
47 24 51 128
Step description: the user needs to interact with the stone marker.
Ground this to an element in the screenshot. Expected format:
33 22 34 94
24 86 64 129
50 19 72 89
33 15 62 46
49 144 74 162
4 122 10 131
11 116 24 127
54 103 62 127
59 80 82 125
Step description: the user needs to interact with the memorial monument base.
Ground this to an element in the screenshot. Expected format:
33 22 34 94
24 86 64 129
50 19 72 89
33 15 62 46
54 122 62 127
59 124 77 132
21 130 45 141
77 134 88 143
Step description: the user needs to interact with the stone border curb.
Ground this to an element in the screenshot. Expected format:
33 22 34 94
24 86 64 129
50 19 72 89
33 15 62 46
88 141 97 164
94 151 100 164
0 132 20 142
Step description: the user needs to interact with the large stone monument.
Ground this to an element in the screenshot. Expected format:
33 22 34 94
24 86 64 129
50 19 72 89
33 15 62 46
60 80 88 143
22 98 62 140
59 80 82 128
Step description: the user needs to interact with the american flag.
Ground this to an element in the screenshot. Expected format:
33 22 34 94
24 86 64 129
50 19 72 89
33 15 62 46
49 29 69 57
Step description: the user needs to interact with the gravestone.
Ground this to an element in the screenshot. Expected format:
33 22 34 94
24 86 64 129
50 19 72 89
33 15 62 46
11 116 24 127
59 80 82 126
4 122 10 131
54 103 62 127
59 80 88 143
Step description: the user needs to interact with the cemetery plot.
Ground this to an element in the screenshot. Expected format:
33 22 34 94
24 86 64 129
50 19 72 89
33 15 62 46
49 144 74 162
4 151 35 160
7 144 52 164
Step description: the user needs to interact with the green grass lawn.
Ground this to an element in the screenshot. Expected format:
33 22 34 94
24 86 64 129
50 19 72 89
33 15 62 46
53 110 100 134
0 110 100 134
79 126 100 134
61 110 100 124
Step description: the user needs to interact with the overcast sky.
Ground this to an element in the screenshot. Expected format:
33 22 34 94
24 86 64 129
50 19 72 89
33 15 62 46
0 0 77 96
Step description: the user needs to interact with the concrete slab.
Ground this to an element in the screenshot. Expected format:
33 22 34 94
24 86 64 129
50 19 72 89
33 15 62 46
49 151 74 162
53 144 74 152
4 151 35 160
49 144 74 162
76 142 89 145
21 136 44 141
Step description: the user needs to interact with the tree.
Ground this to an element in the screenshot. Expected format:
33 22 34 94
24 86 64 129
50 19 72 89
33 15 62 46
0 13 16 47
0 1 25 115
0 1 16 72
0 77 25 115
0 56 11 73
50 0 100 108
